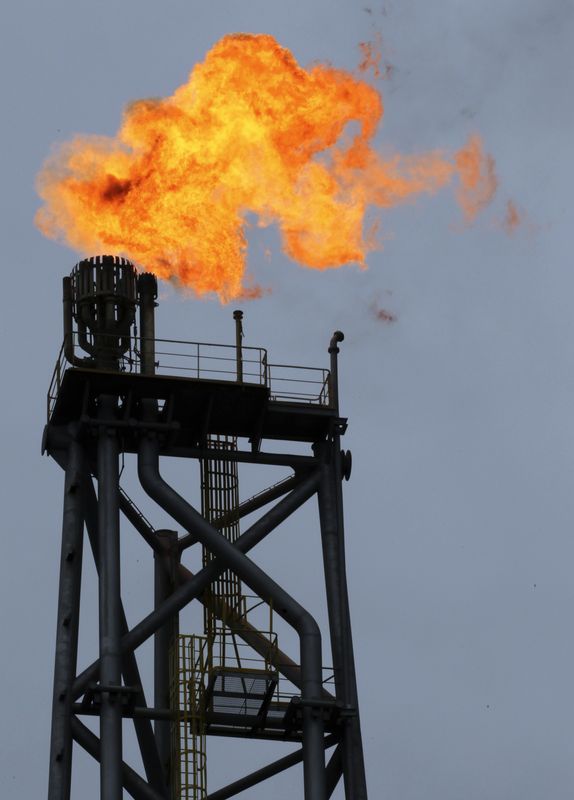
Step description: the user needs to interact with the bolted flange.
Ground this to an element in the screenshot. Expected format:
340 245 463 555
341 449 352 480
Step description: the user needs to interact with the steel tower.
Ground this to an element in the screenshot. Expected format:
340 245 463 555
45 255 367 800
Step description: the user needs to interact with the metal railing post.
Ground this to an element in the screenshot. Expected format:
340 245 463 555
233 310 243 383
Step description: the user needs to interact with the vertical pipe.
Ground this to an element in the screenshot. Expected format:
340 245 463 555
233 310 243 383
318 450 369 799
62 277 75 366
154 530 178 790
82 473 166 794
98 395 123 800
317 333 368 800
328 331 344 413
316 445 345 695
48 437 85 800
138 274 158 376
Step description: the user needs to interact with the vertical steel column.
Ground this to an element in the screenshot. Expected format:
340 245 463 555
233 310 243 383
138 273 157 377
318 450 367 799
98 395 123 800
316 333 368 800
48 437 85 800
81 473 166 793
153 530 178 790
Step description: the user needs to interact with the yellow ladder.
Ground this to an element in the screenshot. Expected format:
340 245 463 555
171 635 208 800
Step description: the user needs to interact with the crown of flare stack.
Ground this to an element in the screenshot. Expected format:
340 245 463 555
35 33 497 302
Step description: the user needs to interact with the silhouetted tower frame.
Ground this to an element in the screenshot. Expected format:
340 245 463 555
45 255 368 800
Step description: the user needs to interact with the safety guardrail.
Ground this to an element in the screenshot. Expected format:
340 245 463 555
47 331 331 420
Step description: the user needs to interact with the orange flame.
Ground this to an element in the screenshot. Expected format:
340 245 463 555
455 134 498 223
35 33 497 301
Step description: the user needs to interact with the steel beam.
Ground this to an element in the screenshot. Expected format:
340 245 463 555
97 396 123 799
177 472 302 551
72 471 323 700
71 717 164 800
48 438 85 800
82 473 166 794
325 745 343 799
138 437 327 800
204 735 338 800
45 423 318 470
211 474 299 531
317 449 367 799
154 531 178 790
138 273 157 377
314 330 368 800
72 704 172 721
120 491 163 554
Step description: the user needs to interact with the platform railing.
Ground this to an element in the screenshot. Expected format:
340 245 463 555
47 331 332 419
266 363 330 405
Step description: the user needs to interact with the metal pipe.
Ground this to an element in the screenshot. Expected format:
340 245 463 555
71 718 164 800
137 436 327 800
119 492 164 554
153 531 178 788
45 426 318 470
177 472 301 551
72 470 322 701
62 277 89 367
233 309 243 383
48 438 85 800
316 451 368 798
38 442 163 781
164 446 317 469
97 395 123 800
328 331 344 413
316 448 346 699
72 704 173 721
211 473 299 531
204 735 338 800
82 474 166 794
322 331 368 799
138 274 157 376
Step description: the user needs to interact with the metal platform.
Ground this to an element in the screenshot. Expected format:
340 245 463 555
47 334 346 446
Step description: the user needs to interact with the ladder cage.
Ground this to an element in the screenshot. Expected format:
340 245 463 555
200 436 246 635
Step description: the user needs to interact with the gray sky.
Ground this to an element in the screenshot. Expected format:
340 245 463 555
1 1 573 798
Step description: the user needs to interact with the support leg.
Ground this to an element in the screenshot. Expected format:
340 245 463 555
48 438 85 800
154 531 178 790
317 441 368 800
98 397 123 800
83 474 166 793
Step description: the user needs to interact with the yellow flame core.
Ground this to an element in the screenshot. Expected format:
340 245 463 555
35 33 497 301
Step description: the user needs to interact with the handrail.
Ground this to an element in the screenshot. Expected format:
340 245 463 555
47 332 332 420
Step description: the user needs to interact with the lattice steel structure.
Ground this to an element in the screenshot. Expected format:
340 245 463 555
45 255 367 800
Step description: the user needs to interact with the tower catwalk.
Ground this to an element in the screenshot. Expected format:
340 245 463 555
45 255 368 800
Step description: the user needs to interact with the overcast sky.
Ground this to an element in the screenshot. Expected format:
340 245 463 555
1 1 574 798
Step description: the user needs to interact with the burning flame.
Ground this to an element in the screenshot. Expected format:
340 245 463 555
36 33 497 301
